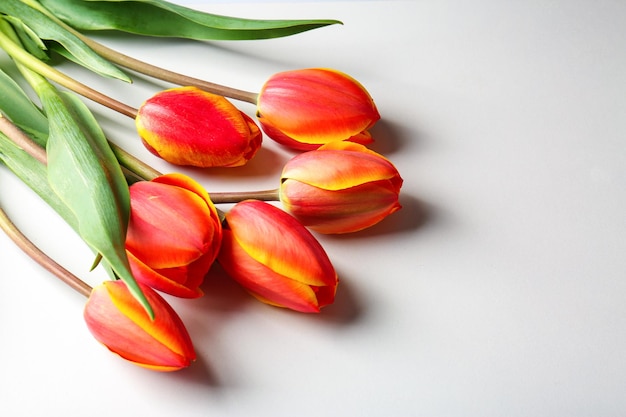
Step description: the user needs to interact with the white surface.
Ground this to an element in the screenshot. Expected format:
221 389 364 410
2 1 626 416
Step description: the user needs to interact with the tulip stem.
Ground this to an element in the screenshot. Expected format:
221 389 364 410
0 114 47 165
109 142 162 181
209 188 280 204
1 110 159 191
81 36 260 104
20 0 260 104
0 206 92 298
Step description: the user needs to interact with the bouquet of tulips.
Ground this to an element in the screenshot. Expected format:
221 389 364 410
0 0 403 371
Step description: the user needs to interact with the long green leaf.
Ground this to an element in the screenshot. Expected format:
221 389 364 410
37 0 342 40
0 67 48 145
0 0 131 81
34 79 153 317
0 131 78 231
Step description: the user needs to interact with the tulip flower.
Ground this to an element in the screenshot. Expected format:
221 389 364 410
256 68 380 150
280 141 403 233
218 200 338 313
125 173 222 298
136 86 262 167
84 280 196 371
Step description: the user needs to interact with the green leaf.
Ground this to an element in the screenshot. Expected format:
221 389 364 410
0 131 79 232
37 0 342 40
34 79 153 318
0 0 131 81
3 15 49 61
0 68 48 145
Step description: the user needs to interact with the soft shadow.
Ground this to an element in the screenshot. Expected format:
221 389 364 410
199 263 255 312
325 193 430 242
368 118 422 156
164 353 220 388
314 273 363 325
160 264 254 388
195 146 285 180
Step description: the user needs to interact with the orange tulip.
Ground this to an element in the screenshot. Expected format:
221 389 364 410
218 200 338 313
256 68 380 150
136 86 262 167
84 280 196 372
126 173 222 298
280 141 403 233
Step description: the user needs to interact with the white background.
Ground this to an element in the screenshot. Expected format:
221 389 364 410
2 1 626 416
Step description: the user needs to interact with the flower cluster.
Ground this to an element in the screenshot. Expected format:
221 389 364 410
0 0 403 373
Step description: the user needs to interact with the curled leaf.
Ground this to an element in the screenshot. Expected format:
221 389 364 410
33 76 153 317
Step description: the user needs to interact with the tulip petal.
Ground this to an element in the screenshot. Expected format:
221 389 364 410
84 282 195 371
151 173 223 257
282 148 402 192
127 251 204 298
257 68 380 144
126 181 217 269
219 230 328 313
281 179 402 233
136 87 261 167
103 282 195 362
225 201 336 287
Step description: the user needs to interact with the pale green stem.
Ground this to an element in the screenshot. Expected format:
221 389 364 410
0 206 92 297
109 142 161 181
21 0 259 104
209 188 280 204
0 19 137 118
82 36 259 104
0 114 47 165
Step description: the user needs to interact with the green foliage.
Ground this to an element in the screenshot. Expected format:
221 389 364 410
37 0 342 40
0 68 48 145
0 0 131 81
0 130 78 231
0 67 153 317
39 81 153 317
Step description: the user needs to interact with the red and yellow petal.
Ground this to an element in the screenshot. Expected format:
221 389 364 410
103 282 195 362
127 181 217 269
281 179 402 233
136 87 261 167
84 282 195 371
257 68 379 144
219 230 328 313
126 251 204 298
282 148 401 191
225 201 336 287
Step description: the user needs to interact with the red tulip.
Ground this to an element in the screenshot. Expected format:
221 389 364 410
84 280 196 372
126 173 222 298
280 141 403 233
136 86 262 167
256 68 380 150
218 200 338 313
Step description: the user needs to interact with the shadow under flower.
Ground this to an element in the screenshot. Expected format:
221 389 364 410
165 352 220 388
367 118 414 156
160 264 255 387
315 273 363 325
323 193 430 242
178 145 286 183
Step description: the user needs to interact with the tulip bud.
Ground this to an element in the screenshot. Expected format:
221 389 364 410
280 141 403 233
126 173 222 298
136 86 262 167
218 200 338 313
84 280 196 371
256 68 380 150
